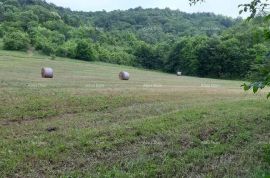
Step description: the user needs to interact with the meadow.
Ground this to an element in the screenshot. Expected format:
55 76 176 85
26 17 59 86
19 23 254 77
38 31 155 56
0 50 269 177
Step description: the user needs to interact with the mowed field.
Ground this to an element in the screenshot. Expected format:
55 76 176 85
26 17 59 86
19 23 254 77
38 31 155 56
0 50 269 177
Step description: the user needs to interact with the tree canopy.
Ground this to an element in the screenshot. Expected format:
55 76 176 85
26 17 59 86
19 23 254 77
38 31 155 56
189 0 270 97
0 0 269 82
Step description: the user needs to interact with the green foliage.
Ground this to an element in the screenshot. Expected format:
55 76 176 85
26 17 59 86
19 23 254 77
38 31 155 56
19 10 39 31
190 0 270 98
3 31 30 51
76 40 96 61
56 40 77 58
134 42 163 70
31 26 65 55
4 0 19 7
165 31 263 79
41 41 56 55
165 36 207 75
0 38 3 49
50 54 56 60
196 37 255 79
263 144 270 165
0 0 269 83
0 0 237 64
0 25 4 37
97 46 136 65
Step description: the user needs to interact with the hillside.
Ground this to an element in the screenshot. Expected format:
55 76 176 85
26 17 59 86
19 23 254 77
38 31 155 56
1 0 269 79
89 8 236 42
1 0 270 176
2 0 268 79
0 50 270 177
0 0 236 38
0 0 269 79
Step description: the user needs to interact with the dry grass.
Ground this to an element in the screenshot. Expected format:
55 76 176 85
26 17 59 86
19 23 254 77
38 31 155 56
0 50 269 177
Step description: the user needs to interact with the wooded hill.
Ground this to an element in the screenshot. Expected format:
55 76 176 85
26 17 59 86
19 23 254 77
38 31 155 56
0 0 269 79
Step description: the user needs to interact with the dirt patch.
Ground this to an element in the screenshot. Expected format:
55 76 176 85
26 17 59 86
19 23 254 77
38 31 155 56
198 127 217 141
46 127 59 132
179 134 197 150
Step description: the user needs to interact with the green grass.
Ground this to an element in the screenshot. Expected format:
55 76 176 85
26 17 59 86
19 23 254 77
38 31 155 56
0 50 269 177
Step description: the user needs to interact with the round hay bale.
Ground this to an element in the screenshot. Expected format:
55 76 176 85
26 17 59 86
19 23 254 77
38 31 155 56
119 71 130 80
177 72 182 76
41 67 54 78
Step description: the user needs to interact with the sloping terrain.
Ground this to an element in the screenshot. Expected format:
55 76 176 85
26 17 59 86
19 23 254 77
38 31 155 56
0 50 269 177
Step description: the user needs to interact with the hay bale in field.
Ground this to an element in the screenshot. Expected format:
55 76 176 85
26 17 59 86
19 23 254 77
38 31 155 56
41 67 54 78
119 71 130 80
177 72 182 76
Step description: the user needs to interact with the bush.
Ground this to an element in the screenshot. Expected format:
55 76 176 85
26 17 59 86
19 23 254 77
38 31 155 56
97 47 136 66
0 38 3 50
0 25 4 38
3 31 30 51
50 54 56 60
76 40 97 61
56 40 77 58
41 41 56 55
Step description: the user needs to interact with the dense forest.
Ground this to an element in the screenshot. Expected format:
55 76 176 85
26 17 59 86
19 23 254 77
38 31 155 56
0 0 269 79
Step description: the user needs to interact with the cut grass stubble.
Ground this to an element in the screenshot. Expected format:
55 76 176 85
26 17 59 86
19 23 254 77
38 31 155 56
0 50 269 177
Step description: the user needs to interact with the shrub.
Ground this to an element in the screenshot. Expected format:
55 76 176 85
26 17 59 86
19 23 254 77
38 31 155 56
41 41 56 55
50 54 56 60
76 40 97 61
0 25 4 38
56 40 77 58
3 31 30 51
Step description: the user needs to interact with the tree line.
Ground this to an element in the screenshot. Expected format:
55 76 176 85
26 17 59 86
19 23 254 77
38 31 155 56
0 0 269 79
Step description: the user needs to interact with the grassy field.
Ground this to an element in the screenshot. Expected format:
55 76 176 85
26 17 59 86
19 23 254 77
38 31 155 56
0 50 269 177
